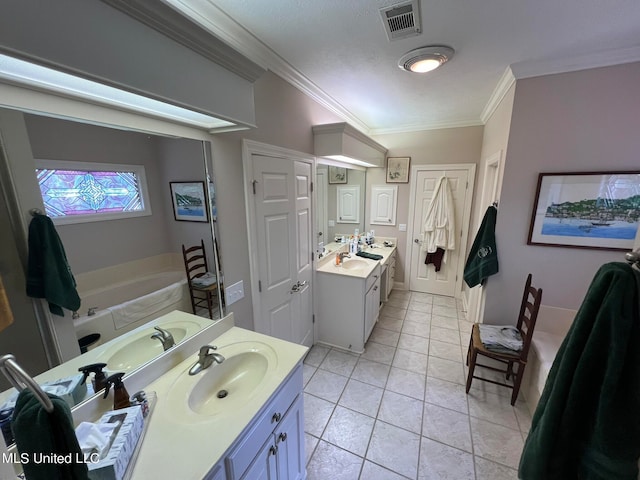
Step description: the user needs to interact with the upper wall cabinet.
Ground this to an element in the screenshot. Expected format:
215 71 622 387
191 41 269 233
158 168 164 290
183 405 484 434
370 185 397 225
313 123 387 168
337 186 360 224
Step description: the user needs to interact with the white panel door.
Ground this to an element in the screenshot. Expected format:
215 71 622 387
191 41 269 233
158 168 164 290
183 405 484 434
252 154 313 346
293 160 313 347
409 167 472 296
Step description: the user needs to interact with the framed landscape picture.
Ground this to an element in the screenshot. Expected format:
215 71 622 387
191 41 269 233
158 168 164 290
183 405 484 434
170 181 208 222
527 171 640 250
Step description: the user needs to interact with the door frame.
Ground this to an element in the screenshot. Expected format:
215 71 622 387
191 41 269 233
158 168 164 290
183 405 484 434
242 139 316 336
466 151 503 323
405 163 476 298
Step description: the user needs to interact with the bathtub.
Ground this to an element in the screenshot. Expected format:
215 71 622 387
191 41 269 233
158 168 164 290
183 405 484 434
73 270 192 348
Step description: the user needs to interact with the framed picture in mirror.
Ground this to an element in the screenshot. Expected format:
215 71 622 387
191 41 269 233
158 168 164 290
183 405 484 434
386 157 410 183
328 166 348 184
170 181 209 222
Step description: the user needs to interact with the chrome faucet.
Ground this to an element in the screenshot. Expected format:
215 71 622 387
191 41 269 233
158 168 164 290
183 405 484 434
87 306 98 316
339 252 351 261
189 345 225 375
150 326 175 351
72 311 80 320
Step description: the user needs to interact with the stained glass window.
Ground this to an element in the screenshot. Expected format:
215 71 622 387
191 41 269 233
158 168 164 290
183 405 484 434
35 160 151 224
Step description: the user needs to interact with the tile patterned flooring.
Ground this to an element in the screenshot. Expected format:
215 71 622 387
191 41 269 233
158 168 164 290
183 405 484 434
303 290 531 480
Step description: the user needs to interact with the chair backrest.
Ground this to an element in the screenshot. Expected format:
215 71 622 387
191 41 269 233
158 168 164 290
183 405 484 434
515 273 543 361
182 239 209 286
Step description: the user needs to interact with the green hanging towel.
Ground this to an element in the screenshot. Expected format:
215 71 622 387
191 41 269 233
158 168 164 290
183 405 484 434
12 390 89 480
519 262 640 480
463 206 498 287
26 214 81 316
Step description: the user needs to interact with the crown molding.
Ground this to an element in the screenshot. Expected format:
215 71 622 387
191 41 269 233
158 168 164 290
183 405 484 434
480 67 516 124
511 45 640 79
162 0 372 135
101 0 265 82
369 118 483 136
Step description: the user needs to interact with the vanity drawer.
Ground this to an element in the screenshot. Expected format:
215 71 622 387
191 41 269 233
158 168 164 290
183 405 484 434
365 265 381 292
225 364 303 478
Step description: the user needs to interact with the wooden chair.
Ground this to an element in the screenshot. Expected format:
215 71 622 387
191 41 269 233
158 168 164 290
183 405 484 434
182 239 220 320
465 274 542 405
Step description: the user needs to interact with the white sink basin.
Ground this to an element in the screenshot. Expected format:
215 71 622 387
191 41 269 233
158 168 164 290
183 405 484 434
341 259 370 270
168 341 277 419
98 320 201 372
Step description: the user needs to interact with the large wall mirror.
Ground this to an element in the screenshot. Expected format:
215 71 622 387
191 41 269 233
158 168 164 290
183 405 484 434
0 107 225 419
316 162 366 254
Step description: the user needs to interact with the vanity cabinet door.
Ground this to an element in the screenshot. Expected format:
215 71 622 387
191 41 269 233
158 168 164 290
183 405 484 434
274 395 305 480
241 438 277 480
205 463 227 480
364 275 381 342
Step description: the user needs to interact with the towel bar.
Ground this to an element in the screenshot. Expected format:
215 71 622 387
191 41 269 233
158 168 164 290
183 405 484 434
0 354 53 413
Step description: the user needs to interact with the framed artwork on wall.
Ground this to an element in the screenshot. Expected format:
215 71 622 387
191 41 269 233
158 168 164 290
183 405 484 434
527 171 640 250
386 157 410 183
328 166 348 184
170 181 209 222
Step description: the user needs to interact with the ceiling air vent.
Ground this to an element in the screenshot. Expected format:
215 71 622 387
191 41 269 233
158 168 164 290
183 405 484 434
380 0 422 41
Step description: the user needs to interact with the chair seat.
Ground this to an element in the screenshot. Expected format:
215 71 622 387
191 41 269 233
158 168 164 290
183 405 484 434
471 324 521 360
192 283 218 292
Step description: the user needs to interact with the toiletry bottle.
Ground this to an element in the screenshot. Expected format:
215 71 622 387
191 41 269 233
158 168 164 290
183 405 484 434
78 363 108 392
335 252 341 266
103 373 132 410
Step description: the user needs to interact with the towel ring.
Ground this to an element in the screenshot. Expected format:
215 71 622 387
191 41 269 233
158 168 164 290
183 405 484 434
0 354 54 413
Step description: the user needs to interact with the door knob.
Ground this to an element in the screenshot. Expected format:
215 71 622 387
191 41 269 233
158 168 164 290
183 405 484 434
290 284 299 294
414 239 422 244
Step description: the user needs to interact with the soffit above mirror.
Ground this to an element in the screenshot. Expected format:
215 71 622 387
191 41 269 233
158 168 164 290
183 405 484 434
0 0 263 130
313 122 387 168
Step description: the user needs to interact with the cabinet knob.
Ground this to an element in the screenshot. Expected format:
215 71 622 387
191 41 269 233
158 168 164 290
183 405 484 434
269 445 278 456
278 432 287 443
374 275 379 279
271 412 282 423
373 286 378 291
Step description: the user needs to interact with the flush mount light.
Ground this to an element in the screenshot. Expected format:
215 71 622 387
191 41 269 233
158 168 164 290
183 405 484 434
398 45 455 73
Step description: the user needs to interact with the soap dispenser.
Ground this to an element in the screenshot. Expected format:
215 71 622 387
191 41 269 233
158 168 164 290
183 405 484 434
78 362 108 392
103 372 131 410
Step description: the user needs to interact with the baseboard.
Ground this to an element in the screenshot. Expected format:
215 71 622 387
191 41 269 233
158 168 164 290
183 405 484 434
393 281 407 291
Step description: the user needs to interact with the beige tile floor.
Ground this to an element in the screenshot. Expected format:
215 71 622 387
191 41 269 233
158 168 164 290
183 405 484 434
303 290 532 480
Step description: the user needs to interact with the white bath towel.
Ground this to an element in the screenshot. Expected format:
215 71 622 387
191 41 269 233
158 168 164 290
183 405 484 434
110 280 186 330
478 325 523 352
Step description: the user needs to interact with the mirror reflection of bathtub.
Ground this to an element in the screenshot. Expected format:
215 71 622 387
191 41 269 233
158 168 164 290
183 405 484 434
0 108 224 408
72 255 193 349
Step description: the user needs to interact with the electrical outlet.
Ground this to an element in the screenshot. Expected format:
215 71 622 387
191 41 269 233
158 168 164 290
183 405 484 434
225 280 244 306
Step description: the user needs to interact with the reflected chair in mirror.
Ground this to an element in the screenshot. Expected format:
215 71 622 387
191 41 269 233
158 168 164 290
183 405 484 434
182 239 220 320
465 273 542 405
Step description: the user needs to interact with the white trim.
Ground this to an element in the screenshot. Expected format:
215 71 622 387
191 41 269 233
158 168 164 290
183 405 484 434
35 159 152 225
241 139 316 335
511 45 640 80
480 67 516 124
369 118 483 136
164 0 371 134
404 163 476 298
0 82 216 140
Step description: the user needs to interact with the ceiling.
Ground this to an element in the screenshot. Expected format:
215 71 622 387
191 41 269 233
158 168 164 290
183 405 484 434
166 0 640 135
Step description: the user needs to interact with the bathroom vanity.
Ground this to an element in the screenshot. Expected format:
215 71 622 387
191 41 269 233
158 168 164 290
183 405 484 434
316 244 396 353
128 322 308 480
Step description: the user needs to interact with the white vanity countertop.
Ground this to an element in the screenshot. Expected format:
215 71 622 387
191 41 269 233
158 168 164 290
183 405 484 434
316 244 396 278
129 326 308 479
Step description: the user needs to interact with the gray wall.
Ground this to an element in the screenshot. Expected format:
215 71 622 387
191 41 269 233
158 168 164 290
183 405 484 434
484 62 640 324
25 115 173 274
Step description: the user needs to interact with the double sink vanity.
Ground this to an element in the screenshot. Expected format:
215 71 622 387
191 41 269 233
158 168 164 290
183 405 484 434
4 311 308 480
316 240 397 353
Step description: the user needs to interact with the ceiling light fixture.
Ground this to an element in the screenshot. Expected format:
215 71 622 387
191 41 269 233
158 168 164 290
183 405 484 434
398 45 455 73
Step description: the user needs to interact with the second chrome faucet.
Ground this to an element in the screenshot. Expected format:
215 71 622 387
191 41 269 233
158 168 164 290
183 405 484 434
189 345 225 375
150 326 175 351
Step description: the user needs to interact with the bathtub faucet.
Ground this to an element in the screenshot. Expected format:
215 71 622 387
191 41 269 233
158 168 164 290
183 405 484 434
151 326 175 351
87 307 98 316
